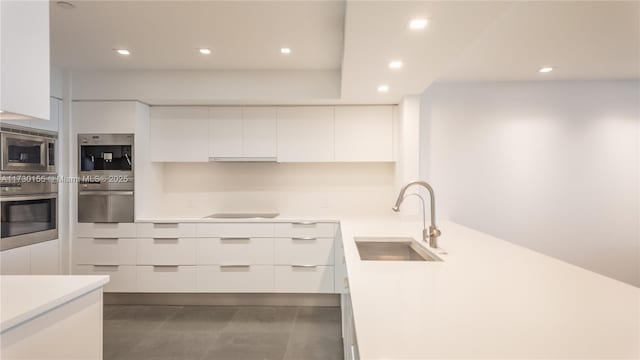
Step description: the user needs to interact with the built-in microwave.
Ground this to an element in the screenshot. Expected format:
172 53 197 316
0 124 57 174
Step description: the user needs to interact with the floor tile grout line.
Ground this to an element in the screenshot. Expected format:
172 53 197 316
281 307 300 360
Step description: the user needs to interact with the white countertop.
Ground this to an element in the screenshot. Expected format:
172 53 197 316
340 219 640 359
135 214 341 223
0 275 109 333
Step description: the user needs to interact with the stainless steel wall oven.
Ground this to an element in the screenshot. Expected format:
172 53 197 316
78 134 134 223
1 124 59 251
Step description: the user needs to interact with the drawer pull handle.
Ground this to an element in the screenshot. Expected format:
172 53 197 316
93 264 119 268
292 237 316 241
153 222 178 226
153 237 179 242
292 264 317 268
220 264 251 268
292 221 317 226
152 264 179 268
94 237 118 241
221 237 251 242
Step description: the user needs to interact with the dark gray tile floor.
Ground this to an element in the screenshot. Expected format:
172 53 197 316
104 305 343 360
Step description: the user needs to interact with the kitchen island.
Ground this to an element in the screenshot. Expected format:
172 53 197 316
0 275 109 360
340 219 640 359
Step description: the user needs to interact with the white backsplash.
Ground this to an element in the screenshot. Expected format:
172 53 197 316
154 162 397 218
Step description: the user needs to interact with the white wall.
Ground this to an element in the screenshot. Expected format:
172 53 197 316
420 80 640 286
150 162 396 218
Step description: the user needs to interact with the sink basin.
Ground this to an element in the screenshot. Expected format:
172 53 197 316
355 237 442 262
204 213 279 219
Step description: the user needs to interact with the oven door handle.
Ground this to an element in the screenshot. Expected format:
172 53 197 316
78 191 134 196
1 193 57 202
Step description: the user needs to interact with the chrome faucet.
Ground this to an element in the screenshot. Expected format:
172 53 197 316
392 180 442 248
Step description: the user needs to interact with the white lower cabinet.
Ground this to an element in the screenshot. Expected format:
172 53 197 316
136 222 196 238
197 265 273 292
275 265 334 293
74 237 137 265
342 293 359 360
137 265 197 292
0 246 30 275
274 222 336 238
197 238 273 265
274 237 334 265
76 222 137 238
74 265 137 293
72 221 341 294
196 223 275 238
0 240 59 275
29 239 60 275
136 238 197 265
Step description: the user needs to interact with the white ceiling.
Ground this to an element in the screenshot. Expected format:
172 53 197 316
50 1 345 70
440 1 640 82
50 1 640 104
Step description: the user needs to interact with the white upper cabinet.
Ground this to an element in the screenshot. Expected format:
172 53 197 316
209 107 277 160
73 101 138 133
148 105 394 163
242 107 277 158
277 107 334 162
30 98 61 132
334 106 394 162
208 107 243 158
0 0 49 120
150 106 209 162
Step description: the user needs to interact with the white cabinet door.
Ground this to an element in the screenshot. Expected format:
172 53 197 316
73 237 137 266
29 240 59 275
196 265 274 292
74 265 137 293
137 265 197 292
243 107 277 158
0 0 49 120
274 238 335 266
136 238 197 265
277 107 334 162
30 98 60 132
209 107 242 158
150 106 209 162
334 106 393 162
0 246 30 275
274 265 334 293
73 101 137 133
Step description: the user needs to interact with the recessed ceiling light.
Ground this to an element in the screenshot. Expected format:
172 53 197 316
377 85 390 93
389 60 403 69
198 48 211 55
56 1 75 9
539 66 554 73
115 49 130 56
280 47 291 55
409 18 428 30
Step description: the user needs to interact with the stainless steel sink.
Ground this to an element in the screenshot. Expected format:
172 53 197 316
204 213 279 219
355 237 442 262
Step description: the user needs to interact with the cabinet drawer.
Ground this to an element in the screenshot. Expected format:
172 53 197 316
74 265 137 293
76 222 137 237
74 237 137 265
274 238 334 265
136 223 196 238
137 238 197 265
274 222 336 238
197 238 273 265
196 223 274 238
137 265 196 292
274 265 334 293
196 265 274 292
